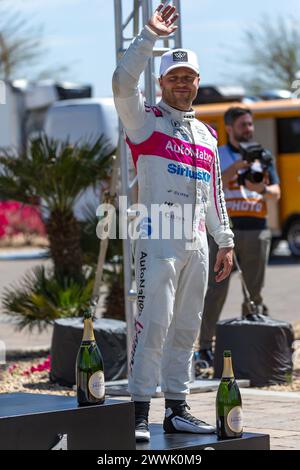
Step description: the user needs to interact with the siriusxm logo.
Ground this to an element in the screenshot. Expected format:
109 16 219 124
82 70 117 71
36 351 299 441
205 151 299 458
167 163 211 183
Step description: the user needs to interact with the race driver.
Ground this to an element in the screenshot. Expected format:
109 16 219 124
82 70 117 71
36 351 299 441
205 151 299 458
112 3 234 442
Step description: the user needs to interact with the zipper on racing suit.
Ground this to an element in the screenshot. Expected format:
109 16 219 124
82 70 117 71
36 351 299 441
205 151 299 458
187 119 201 245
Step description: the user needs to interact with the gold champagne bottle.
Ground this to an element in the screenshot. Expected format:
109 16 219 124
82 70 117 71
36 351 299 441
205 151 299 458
216 350 243 439
76 306 105 406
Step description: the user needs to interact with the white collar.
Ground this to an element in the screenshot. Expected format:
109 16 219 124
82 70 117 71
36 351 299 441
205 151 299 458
158 100 195 122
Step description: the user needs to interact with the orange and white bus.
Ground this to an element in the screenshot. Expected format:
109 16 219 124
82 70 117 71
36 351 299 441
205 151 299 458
195 99 300 257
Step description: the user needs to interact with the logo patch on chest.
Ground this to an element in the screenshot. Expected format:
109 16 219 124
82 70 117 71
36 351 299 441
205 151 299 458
173 128 190 142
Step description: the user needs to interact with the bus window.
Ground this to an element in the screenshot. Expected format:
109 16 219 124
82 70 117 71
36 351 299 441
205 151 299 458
277 117 300 153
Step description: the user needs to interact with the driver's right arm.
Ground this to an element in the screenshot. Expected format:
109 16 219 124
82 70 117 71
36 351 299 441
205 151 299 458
112 26 158 136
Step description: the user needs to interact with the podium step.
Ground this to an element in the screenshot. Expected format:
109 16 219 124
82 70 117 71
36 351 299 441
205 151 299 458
136 424 270 450
0 393 135 450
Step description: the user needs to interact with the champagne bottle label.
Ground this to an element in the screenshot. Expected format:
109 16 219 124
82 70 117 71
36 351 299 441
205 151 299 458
88 371 105 399
227 406 243 433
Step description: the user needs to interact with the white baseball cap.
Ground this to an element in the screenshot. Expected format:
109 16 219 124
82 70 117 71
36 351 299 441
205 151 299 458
159 49 199 77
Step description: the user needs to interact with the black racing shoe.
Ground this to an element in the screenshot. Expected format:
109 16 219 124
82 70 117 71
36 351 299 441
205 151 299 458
163 402 215 434
134 401 150 442
135 419 150 442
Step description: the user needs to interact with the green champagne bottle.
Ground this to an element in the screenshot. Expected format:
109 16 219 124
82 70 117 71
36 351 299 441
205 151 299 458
216 350 243 439
76 307 105 406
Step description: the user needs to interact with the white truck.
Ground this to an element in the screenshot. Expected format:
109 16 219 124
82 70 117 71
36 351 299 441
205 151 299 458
0 80 25 152
0 80 119 220
0 79 94 152
44 98 118 148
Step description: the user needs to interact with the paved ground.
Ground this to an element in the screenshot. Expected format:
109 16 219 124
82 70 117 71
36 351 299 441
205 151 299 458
0 257 52 352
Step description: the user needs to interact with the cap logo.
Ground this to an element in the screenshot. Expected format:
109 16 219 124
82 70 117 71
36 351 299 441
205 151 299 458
173 51 188 62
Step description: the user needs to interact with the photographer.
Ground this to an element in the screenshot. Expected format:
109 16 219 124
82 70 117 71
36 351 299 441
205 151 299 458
198 107 280 366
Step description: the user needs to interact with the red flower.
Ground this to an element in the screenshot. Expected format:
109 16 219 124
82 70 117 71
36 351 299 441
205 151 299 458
23 355 52 376
0 200 46 238
8 364 18 374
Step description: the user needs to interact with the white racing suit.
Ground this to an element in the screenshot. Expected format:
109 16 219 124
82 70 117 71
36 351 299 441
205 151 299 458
112 26 234 402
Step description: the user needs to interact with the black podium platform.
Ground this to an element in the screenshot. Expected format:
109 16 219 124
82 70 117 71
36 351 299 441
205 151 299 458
0 393 135 450
0 393 270 451
136 424 270 451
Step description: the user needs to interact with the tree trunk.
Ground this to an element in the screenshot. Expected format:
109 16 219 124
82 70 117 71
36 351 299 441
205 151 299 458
0 33 11 79
103 277 125 321
46 209 83 282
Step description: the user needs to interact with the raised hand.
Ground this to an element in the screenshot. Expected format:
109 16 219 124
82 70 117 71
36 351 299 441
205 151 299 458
148 3 179 36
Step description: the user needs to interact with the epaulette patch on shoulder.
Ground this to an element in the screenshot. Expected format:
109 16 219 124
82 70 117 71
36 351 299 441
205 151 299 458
203 122 218 140
144 103 163 117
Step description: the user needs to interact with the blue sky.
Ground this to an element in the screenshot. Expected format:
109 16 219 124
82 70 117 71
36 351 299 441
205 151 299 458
5 0 300 97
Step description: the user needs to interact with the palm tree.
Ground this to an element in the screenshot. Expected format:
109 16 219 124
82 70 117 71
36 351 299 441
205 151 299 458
0 135 114 282
2 265 96 331
0 3 69 80
222 15 300 93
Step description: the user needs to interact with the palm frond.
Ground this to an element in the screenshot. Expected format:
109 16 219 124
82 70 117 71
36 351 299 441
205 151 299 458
0 135 115 212
2 265 95 332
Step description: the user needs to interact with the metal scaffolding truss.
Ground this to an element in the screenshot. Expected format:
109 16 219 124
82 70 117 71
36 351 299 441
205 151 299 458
113 0 182 367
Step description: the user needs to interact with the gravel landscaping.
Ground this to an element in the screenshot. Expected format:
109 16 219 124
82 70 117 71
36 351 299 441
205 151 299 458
0 354 75 397
1 323 299 396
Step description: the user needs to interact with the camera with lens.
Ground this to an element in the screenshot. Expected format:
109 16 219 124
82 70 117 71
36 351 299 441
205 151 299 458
237 142 273 186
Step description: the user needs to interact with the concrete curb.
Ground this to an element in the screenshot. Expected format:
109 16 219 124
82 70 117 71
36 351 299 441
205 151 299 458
0 249 49 261
5 347 50 360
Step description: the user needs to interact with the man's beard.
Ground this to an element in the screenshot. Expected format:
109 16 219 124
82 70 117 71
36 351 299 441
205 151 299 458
162 89 195 110
234 132 253 143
